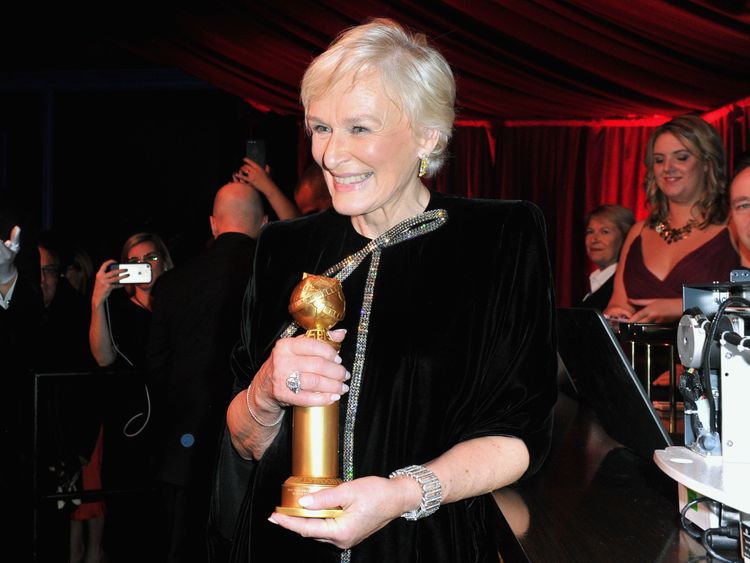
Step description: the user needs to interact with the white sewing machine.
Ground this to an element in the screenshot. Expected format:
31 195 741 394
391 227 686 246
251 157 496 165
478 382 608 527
654 277 750 562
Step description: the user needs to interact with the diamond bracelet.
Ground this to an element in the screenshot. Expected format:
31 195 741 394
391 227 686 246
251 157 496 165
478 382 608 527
389 464 442 521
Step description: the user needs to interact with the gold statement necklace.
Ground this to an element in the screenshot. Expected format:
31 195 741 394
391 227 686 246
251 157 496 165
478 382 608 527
655 219 698 244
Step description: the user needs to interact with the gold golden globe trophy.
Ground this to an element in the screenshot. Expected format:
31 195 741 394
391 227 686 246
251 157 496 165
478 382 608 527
276 273 345 518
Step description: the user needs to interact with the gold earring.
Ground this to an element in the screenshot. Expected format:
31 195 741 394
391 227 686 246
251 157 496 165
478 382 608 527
418 155 429 178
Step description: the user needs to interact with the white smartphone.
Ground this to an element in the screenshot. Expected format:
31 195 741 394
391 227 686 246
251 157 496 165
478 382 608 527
107 262 152 284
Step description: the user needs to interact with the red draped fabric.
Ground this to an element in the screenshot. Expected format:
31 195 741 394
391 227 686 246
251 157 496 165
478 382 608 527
432 99 750 306
123 1 750 121
119 1 750 305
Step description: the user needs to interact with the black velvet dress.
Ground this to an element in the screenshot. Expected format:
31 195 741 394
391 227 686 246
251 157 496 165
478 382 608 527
228 192 558 562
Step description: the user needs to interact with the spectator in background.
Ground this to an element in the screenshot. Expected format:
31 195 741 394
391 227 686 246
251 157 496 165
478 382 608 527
729 151 750 266
60 242 105 563
234 160 332 218
147 182 267 563
37 232 93 369
605 115 739 323
0 226 39 377
577 204 635 310
37 232 99 562
65 246 95 297
293 163 332 215
0 225 38 361
38 234 63 309
1 225 43 556
89 231 174 563
90 232 173 368
37 230 94 384
234 157 300 220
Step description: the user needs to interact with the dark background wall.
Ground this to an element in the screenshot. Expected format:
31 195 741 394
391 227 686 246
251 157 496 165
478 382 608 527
1 67 301 269
1 7 309 269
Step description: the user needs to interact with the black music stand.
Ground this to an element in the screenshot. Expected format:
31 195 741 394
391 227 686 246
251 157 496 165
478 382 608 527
556 307 673 460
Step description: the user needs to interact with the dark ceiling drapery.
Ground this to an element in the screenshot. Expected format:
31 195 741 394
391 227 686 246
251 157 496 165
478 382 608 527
125 1 750 121
121 1 750 305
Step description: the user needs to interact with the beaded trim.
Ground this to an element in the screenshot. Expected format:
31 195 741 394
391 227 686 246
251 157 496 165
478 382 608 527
277 209 448 563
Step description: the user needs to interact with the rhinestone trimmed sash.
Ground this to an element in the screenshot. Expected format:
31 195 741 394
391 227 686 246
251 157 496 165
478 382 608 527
278 209 448 563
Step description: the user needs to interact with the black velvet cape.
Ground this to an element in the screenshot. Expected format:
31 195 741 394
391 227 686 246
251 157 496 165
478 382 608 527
226 192 558 563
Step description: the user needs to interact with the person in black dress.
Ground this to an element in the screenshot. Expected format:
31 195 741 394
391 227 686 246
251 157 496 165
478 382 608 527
222 18 557 563
605 115 739 323
89 231 174 562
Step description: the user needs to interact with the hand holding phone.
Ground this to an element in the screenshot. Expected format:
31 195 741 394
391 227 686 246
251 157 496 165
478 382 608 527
106 262 153 284
245 139 267 169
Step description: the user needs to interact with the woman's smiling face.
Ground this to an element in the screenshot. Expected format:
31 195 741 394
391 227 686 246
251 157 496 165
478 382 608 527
585 217 622 269
653 132 706 205
307 71 434 231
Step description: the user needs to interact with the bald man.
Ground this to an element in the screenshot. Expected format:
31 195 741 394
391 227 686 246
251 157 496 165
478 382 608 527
147 182 266 563
210 181 267 239
730 161 750 267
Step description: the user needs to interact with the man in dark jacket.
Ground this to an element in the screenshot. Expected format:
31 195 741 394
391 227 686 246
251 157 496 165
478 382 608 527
148 182 267 563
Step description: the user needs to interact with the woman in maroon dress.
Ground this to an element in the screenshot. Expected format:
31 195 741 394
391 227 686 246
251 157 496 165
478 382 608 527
605 115 739 324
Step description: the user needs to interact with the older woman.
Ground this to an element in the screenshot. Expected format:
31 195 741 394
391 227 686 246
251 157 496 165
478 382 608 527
222 19 556 563
578 204 635 310
605 115 739 324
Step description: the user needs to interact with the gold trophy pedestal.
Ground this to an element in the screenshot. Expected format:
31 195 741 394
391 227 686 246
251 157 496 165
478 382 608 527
276 274 345 518
276 402 343 518
277 476 343 518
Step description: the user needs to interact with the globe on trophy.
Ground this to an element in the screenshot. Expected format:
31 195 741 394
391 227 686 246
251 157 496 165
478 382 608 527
276 273 345 518
288 273 346 350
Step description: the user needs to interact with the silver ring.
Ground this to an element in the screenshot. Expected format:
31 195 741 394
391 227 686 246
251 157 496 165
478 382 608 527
286 370 302 394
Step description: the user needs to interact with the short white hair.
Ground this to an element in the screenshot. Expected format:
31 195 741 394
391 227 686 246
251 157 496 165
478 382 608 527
301 18 456 177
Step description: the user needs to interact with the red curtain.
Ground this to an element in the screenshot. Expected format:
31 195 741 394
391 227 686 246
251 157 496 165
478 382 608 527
427 98 750 306
122 1 750 121
118 1 750 306
286 99 750 307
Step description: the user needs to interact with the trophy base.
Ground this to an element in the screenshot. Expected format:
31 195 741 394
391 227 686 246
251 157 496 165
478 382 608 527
276 475 343 518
